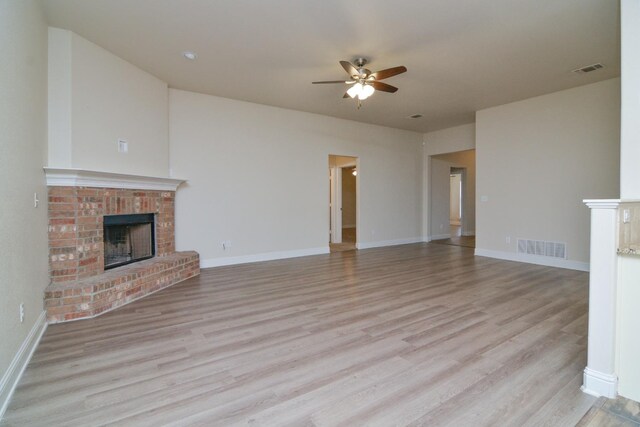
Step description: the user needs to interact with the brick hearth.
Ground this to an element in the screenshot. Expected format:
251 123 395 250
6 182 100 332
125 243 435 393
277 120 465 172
44 177 199 323
45 252 199 322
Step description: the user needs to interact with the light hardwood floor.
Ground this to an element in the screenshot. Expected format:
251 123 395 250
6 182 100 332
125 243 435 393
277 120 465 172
329 227 356 252
2 243 595 426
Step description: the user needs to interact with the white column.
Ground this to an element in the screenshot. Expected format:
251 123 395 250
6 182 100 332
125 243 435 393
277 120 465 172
582 199 620 397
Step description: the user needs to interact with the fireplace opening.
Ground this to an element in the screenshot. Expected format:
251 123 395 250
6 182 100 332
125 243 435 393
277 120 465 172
104 213 155 270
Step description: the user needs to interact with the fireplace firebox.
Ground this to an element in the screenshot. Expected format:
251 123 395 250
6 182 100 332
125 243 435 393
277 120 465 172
104 213 155 269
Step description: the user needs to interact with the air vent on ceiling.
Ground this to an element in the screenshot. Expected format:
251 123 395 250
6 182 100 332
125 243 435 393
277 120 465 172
408 114 423 119
517 239 566 259
572 63 604 74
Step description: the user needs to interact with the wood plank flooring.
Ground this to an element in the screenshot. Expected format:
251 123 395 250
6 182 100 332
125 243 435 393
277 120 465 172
2 243 595 426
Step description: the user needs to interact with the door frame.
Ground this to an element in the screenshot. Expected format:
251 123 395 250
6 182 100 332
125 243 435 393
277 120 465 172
329 156 358 245
330 166 342 243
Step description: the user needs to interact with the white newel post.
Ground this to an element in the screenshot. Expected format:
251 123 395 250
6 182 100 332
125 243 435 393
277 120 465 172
582 199 620 398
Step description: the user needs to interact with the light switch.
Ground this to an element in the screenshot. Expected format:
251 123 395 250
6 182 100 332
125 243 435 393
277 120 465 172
623 209 631 224
118 139 128 153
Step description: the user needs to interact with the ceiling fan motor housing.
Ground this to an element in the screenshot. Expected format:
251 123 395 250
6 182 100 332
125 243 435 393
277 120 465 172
354 58 371 78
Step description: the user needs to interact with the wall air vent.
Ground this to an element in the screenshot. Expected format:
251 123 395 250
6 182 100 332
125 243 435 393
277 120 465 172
517 239 566 259
572 63 604 74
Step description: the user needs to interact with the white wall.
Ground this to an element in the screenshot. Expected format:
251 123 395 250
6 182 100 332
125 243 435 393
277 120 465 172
169 89 423 265
48 29 170 177
0 0 49 414
429 158 452 239
476 78 620 268
616 0 640 402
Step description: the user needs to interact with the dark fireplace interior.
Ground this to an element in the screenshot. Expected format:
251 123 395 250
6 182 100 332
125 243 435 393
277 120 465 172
104 213 155 269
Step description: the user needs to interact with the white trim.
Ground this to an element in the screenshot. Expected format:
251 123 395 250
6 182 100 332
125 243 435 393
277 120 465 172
582 367 618 398
44 168 186 191
1 311 47 419
430 233 451 240
583 199 622 209
474 248 589 272
201 247 330 268
356 237 422 250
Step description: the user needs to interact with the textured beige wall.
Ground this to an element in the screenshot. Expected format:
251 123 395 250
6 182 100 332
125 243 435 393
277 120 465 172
424 123 475 156
476 78 620 263
341 167 356 228
47 29 170 177
169 89 423 262
0 0 49 390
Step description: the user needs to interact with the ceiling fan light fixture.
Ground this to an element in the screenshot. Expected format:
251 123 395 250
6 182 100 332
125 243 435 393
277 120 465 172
312 59 406 107
347 83 363 98
359 84 375 100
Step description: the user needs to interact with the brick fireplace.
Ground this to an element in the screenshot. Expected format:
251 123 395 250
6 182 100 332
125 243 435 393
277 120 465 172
43 168 200 323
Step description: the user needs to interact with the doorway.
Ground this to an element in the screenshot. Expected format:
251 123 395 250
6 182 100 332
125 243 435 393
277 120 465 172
329 155 358 252
429 150 476 248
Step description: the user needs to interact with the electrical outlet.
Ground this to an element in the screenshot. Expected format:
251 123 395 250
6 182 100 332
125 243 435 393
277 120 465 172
623 209 631 224
19 303 24 323
34 192 39 208
222 240 232 250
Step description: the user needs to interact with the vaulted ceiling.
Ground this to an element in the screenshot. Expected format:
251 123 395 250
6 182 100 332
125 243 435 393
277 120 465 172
42 0 620 132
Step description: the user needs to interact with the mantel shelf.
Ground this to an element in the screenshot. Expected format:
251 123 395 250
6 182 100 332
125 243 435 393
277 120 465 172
44 168 186 191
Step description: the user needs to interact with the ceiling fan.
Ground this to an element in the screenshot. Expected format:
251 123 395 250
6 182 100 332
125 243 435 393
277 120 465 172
312 58 407 108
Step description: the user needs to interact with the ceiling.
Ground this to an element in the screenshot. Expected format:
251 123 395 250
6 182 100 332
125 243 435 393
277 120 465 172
42 0 620 133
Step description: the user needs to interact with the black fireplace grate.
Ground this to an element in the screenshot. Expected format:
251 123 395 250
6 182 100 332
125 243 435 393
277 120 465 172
103 214 155 269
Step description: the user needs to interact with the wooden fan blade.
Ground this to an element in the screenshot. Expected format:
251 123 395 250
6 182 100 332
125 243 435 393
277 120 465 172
371 81 398 93
312 80 349 84
340 60 358 77
370 66 407 80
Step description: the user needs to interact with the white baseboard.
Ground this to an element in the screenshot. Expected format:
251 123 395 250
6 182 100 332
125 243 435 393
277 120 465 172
1 311 47 419
201 247 330 268
430 233 451 240
582 367 618 398
474 248 589 272
462 230 476 236
356 237 422 250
